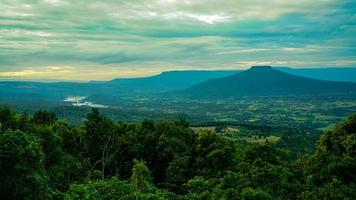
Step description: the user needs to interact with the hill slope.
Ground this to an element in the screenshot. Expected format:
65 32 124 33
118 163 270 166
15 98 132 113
182 66 356 98
276 67 356 82
108 70 240 93
0 70 240 106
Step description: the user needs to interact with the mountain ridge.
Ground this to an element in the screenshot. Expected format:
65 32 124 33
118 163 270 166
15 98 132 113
181 66 356 98
275 67 356 82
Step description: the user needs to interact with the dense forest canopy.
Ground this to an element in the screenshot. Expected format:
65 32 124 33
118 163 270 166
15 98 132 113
0 105 355 199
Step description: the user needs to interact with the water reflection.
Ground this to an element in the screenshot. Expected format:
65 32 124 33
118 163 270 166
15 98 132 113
64 96 109 108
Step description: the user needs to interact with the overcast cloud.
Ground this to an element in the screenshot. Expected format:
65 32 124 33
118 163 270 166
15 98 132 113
0 0 355 80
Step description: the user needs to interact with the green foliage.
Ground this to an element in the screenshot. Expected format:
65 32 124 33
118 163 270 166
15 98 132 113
65 177 132 200
84 108 115 168
240 188 272 200
0 130 52 200
18 112 32 131
302 114 356 199
131 160 154 192
193 130 236 177
33 109 57 125
65 175 174 200
273 130 320 159
0 106 355 200
318 114 356 157
0 105 16 133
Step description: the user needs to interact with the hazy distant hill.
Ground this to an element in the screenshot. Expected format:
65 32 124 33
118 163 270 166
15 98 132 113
181 66 356 98
108 70 240 93
276 67 356 82
0 70 240 105
0 81 99 106
1 67 356 106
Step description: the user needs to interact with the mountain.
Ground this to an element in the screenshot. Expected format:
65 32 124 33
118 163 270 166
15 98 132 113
276 67 356 82
0 70 240 106
181 66 356 98
2 67 356 107
108 70 241 93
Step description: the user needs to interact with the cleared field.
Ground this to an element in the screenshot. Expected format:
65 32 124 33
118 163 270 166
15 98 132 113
240 135 280 144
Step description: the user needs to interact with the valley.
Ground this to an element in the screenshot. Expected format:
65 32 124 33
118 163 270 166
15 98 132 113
2 1 355 198
50 93 356 134
1 67 355 200
2 67 355 131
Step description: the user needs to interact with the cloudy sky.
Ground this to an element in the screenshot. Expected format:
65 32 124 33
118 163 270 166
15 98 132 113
0 0 355 81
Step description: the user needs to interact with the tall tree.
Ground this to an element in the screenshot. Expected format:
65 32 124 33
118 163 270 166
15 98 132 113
302 114 356 199
0 130 52 200
131 160 154 193
33 110 57 126
85 108 115 178
0 106 16 133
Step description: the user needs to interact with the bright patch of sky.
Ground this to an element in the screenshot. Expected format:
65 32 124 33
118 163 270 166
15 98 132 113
0 0 355 81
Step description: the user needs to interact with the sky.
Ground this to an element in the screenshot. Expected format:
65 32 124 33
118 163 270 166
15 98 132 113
0 0 355 81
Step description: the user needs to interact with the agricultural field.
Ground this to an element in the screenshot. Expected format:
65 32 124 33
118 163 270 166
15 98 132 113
102 93 356 131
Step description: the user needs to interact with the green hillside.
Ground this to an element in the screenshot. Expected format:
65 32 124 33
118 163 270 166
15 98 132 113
0 106 355 199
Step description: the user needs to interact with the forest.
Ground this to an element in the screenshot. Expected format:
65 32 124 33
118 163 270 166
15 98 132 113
0 106 355 200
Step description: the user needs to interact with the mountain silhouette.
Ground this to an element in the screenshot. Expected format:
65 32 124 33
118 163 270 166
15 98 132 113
276 67 356 82
108 70 240 93
181 66 356 98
